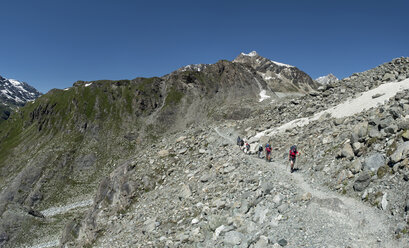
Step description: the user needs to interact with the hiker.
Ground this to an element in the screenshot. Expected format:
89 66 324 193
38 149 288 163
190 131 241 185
258 144 263 158
240 139 244 148
265 144 272 162
245 142 250 154
237 136 241 146
289 145 300 173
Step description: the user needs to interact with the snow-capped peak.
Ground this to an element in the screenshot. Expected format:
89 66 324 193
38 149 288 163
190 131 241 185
0 75 41 107
179 64 208 72
241 51 258 57
315 73 339 84
8 79 22 86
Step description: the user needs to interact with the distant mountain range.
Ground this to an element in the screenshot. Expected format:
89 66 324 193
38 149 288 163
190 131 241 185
0 75 41 121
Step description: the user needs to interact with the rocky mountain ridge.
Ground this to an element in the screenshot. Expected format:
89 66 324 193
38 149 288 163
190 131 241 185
233 51 320 94
0 53 317 248
59 57 409 247
2 56 409 247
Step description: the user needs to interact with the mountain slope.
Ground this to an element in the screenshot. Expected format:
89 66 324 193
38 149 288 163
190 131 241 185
60 57 409 247
0 57 301 247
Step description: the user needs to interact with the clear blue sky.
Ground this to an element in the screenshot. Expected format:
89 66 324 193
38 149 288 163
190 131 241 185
1 0 408 93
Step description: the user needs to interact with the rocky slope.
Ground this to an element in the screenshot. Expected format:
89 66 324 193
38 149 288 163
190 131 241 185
0 54 318 248
3 55 408 248
0 76 41 122
59 57 409 247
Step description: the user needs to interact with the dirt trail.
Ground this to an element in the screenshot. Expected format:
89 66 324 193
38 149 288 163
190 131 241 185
214 126 404 247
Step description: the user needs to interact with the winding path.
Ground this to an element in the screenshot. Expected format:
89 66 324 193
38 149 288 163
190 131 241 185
214 126 404 247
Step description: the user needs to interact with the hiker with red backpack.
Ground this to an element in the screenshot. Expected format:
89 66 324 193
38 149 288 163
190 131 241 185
289 145 300 173
265 143 272 162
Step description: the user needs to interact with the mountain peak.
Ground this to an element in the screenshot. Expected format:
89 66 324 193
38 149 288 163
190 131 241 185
315 73 339 84
0 76 41 108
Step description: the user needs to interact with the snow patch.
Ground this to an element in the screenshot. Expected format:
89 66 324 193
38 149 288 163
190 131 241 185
8 79 22 86
252 78 409 140
259 90 271 102
40 199 93 217
241 51 258 57
271 60 293 68
84 83 92 87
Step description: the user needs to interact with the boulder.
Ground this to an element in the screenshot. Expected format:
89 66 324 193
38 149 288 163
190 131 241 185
382 72 395 81
384 124 398 134
362 153 385 171
353 171 371 191
390 142 409 164
368 127 381 139
254 236 269 248
401 130 409 141
179 184 192 199
349 160 362 174
351 122 368 143
278 238 288 246
352 142 363 155
338 143 354 160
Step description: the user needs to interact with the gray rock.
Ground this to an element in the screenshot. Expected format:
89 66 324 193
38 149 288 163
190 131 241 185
209 215 227 231
384 124 398 134
224 231 244 245
339 143 354 160
277 203 289 213
254 206 269 224
352 122 368 142
353 171 371 192
314 163 325 171
352 142 363 155
381 193 388 210
278 238 288 246
200 173 212 183
179 184 192 199
368 127 381 139
333 118 346 126
178 148 188 154
390 142 409 164
362 153 385 171
261 181 274 195
382 73 395 81
401 130 409 141
254 235 269 248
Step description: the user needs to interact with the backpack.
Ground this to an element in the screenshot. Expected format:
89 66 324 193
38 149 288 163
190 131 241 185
290 145 297 157
258 145 263 152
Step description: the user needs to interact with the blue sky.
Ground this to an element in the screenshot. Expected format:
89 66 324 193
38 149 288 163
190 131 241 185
1 0 408 93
